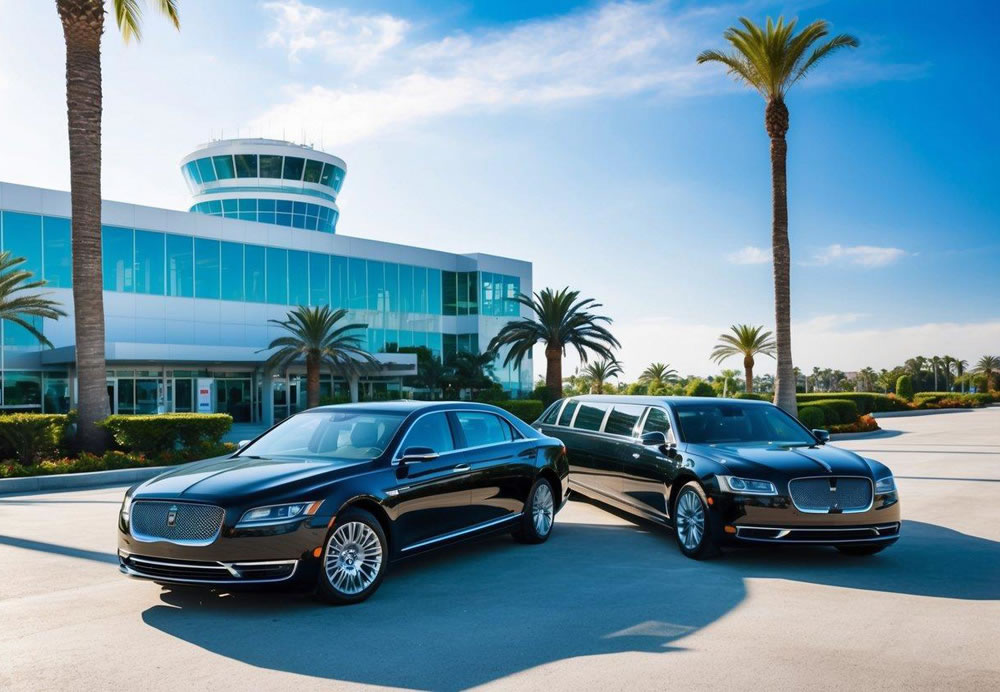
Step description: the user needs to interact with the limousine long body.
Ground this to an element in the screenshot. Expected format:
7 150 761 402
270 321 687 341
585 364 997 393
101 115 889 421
118 401 568 604
535 396 900 559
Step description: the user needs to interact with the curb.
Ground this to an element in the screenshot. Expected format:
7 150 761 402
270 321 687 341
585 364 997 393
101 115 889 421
872 408 975 419
0 466 169 496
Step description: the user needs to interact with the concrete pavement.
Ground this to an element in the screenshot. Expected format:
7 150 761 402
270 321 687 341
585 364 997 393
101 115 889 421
1 408 998 690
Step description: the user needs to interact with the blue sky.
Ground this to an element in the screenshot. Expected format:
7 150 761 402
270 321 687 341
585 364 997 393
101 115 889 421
0 0 997 379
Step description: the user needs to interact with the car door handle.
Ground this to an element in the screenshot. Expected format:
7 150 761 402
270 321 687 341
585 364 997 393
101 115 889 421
452 464 471 472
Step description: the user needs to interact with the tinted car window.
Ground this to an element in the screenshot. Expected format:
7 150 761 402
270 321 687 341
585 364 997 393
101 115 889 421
573 403 608 432
642 407 671 436
604 404 645 436
541 401 561 424
674 403 815 445
456 412 510 448
558 400 579 426
242 410 404 461
402 413 455 453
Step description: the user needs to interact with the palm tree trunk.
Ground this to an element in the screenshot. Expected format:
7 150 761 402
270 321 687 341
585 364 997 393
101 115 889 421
306 353 320 408
545 346 562 402
743 356 754 394
58 0 109 452
766 99 796 416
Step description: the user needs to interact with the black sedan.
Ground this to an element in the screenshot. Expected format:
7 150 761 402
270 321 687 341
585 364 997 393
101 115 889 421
535 395 900 559
118 401 568 604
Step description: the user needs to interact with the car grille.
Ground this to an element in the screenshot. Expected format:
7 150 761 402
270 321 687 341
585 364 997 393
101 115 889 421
130 501 225 545
788 477 873 513
120 554 297 583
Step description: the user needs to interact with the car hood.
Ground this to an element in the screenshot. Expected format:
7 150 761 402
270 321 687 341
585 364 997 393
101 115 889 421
696 443 873 477
132 454 369 502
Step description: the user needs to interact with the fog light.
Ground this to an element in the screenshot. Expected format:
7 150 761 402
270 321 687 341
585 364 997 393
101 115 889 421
724 525 736 534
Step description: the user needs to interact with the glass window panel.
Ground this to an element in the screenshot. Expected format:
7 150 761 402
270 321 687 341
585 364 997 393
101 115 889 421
442 270 457 316
184 161 202 185
573 403 608 432
303 159 323 183
403 413 454 453
276 212 292 227
331 256 348 308
428 269 442 314
399 265 413 312
413 266 428 313
642 408 671 436
196 157 217 183
427 332 443 360
259 155 282 178
222 199 237 213
468 272 479 315
282 156 304 180
455 412 510 448
234 154 258 178
319 162 334 186
133 230 164 295
398 330 413 348
3 212 43 279
305 215 319 231
293 201 307 215
220 241 244 301
557 400 578 426
245 244 265 302
276 200 293 213
3 316 43 348
288 250 308 306
238 198 256 211
266 247 288 304
456 272 469 316
369 328 384 352
212 155 235 179
332 167 345 192
348 258 366 310
480 272 492 316
383 262 398 313
258 198 275 212
194 238 220 299
208 200 222 214
506 275 521 315
605 404 646 437
443 333 456 364
166 234 193 297
42 216 72 288
43 374 70 413
260 212 276 225
3 371 42 406
367 260 384 311
412 331 427 348
101 225 133 292
309 252 330 306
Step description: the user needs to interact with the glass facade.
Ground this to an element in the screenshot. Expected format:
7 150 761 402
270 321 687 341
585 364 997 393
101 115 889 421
189 198 339 233
183 155 345 193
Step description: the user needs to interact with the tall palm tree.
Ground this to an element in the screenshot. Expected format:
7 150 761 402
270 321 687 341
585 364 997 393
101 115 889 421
954 359 969 393
57 0 179 451
710 324 776 394
445 351 497 398
261 306 378 407
698 18 858 414
0 251 67 348
582 359 623 394
718 369 741 397
639 362 678 389
975 355 999 392
487 287 620 402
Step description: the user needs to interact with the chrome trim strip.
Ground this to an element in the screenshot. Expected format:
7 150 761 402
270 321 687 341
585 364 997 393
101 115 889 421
121 557 299 584
736 523 899 533
787 475 875 514
733 522 900 543
401 512 523 552
736 535 899 544
128 500 224 547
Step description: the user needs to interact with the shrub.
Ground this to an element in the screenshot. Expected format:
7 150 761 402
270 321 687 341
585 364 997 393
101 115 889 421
0 414 69 465
685 379 716 397
896 375 914 401
796 392 910 415
99 414 232 454
0 442 236 479
805 399 859 425
494 400 545 423
829 414 880 434
318 395 352 406
733 392 770 401
914 393 991 409
797 406 825 429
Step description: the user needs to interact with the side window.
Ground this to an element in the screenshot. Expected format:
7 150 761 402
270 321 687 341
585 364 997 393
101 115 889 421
604 404 646 437
541 401 562 425
455 412 509 448
572 403 608 432
558 400 579 426
402 413 454 454
642 408 672 437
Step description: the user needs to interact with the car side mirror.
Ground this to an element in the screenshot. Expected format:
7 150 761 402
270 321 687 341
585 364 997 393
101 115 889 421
640 431 667 446
812 429 830 445
237 439 252 449
399 446 439 464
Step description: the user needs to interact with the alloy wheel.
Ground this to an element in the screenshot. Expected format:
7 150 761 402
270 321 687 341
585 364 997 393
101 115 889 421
324 521 383 595
675 490 705 551
532 483 554 536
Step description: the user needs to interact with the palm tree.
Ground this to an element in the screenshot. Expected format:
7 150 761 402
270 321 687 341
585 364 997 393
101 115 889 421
0 251 67 348
638 362 678 389
57 0 179 451
698 18 858 414
975 355 999 392
261 306 378 407
487 287 620 402
710 324 776 394
582 360 623 394
954 359 969 393
718 369 741 397
445 351 497 398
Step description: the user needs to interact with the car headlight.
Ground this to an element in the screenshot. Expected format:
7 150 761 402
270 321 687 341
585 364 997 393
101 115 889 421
718 475 778 496
236 502 320 528
875 475 896 493
120 496 132 525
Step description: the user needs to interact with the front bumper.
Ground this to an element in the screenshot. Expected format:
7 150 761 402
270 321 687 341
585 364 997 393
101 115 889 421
119 551 302 584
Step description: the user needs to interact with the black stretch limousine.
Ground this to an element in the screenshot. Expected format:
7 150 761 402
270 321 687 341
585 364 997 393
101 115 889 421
119 402 568 604
535 395 900 559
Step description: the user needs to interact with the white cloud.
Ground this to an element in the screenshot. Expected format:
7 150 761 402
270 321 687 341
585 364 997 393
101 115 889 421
810 244 906 268
727 245 770 265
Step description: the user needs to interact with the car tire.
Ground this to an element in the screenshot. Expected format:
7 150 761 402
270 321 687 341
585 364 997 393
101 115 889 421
673 481 720 560
512 478 555 544
315 508 388 605
836 544 888 556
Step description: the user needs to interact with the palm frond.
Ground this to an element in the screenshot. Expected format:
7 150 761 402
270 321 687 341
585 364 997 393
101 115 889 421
114 0 180 43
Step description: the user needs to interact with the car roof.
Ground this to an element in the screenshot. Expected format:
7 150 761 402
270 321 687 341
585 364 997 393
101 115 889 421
563 395 773 406
310 400 515 414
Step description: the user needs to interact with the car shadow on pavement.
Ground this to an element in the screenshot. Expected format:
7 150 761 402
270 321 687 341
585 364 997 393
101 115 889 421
140 514 1000 690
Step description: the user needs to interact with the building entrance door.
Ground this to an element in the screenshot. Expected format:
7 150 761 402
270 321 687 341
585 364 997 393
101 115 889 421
174 378 194 412
107 382 116 414
216 378 252 422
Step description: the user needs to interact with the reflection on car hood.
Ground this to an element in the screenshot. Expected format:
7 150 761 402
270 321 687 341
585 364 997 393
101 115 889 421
694 443 872 476
133 454 367 500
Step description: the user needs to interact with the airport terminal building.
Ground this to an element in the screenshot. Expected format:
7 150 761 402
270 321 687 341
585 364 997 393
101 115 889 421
0 139 532 424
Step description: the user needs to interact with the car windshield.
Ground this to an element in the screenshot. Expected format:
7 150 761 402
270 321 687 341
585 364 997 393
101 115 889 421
673 403 816 446
239 410 405 461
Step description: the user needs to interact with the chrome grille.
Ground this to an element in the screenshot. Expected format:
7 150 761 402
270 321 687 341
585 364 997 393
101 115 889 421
130 501 224 544
788 477 873 513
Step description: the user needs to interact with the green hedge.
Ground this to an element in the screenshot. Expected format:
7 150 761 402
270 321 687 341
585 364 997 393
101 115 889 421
685 380 716 397
732 392 770 401
0 414 69 465
0 442 236 479
99 414 233 454
797 406 826 429
797 392 909 415
896 375 914 401
805 399 859 424
913 393 992 408
494 400 545 423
